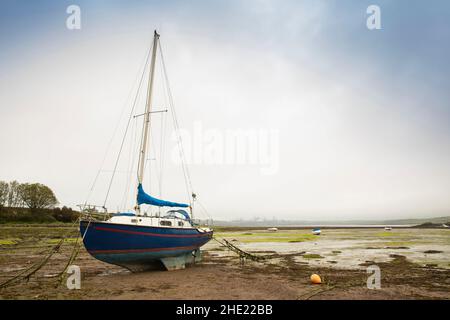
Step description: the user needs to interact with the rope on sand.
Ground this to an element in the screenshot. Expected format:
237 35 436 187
213 236 267 264
56 236 83 286
213 236 368 300
0 239 64 289
297 284 337 300
0 218 82 289
297 279 365 300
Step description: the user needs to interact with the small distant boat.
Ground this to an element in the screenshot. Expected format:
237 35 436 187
384 227 392 231
312 228 321 235
267 227 278 232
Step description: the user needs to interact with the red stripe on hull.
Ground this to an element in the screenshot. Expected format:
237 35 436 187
90 245 199 254
93 225 212 238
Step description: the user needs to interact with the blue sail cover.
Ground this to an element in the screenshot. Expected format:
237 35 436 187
137 184 189 208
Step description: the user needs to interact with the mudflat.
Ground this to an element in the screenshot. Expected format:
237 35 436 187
0 225 449 299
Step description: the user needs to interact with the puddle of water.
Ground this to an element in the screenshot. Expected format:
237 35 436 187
209 229 450 270
98 269 130 277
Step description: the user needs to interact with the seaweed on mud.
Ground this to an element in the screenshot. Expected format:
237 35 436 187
2 226 450 299
0 239 19 245
302 254 324 259
423 250 443 254
425 264 438 268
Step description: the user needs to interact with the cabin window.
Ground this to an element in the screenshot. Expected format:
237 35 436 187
160 220 172 226
131 219 138 223
178 221 184 227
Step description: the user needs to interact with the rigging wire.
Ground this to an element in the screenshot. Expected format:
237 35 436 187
120 116 138 211
143 107 169 214
83 45 152 208
158 111 167 215
158 62 168 200
136 35 159 190
157 52 169 213
196 198 213 222
158 40 194 204
158 38 214 223
140 109 163 215
122 118 136 209
103 42 154 209
149 128 162 214
87 35 212 222
128 117 141 211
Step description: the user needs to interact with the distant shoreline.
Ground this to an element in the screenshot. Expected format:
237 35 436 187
212 223 449 231
217 224 416 229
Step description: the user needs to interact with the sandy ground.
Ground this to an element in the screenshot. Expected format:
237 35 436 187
0 226 449 300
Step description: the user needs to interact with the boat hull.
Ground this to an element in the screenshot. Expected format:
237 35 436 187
79 220 213 271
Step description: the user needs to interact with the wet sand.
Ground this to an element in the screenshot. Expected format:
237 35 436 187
0 225 449 300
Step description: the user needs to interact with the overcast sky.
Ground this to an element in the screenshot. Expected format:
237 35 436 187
1 0 449 221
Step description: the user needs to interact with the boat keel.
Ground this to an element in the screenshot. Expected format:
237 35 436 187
160 249 202 271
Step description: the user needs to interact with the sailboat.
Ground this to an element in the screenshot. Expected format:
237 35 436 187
79 31 213 272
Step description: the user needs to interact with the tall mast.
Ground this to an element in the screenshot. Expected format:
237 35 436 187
137 30 159 201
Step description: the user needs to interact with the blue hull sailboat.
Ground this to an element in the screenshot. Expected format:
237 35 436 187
79 31 213 271
79 217 212 271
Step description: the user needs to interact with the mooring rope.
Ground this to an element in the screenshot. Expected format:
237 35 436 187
0 216 85 289
212 236 268 263
296 279 366 300
212 235 366 301
57 236 82 286
0 238 64 289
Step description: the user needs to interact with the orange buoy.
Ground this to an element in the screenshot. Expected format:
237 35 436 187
310 274 322 284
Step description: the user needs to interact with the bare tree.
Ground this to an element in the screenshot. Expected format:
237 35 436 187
0 181 8 209
7 180 21 207
18 183 59 211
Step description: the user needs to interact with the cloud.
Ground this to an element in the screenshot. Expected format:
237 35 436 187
0 0 449 220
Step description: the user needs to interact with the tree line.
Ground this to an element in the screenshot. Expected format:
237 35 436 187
0 180 58 211
0 181 79 223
